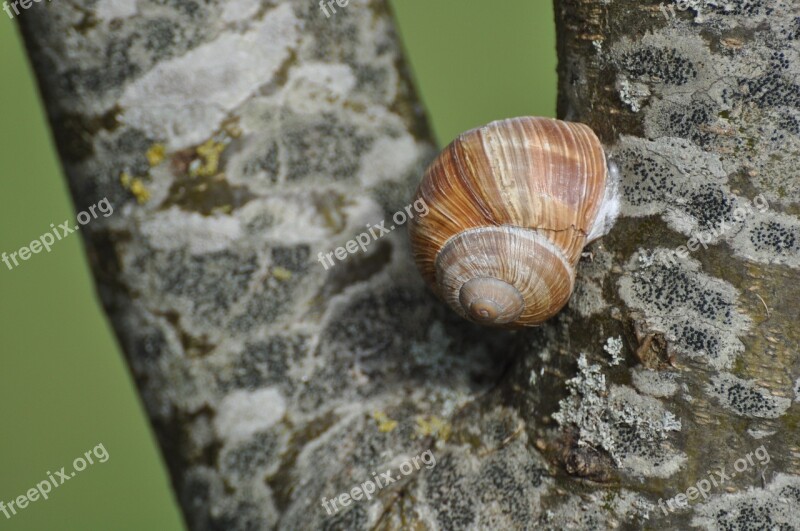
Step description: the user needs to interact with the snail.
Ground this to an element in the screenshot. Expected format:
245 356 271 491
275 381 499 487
408 116 619 328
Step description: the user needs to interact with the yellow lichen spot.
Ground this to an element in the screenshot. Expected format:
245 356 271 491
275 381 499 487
222 118 243 139
192 139 227 177
129 178 151 204
414 415 451 441
210 204 233 216
372 411 398 433
146 143 166 167
272 266 292 281
120 171 151 204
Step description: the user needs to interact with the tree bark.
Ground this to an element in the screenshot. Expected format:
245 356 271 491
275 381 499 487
19 0 800 529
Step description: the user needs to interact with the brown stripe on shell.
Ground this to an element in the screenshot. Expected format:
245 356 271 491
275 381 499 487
409 116 607 297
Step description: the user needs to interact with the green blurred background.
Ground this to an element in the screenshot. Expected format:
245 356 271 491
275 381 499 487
0 1 554 529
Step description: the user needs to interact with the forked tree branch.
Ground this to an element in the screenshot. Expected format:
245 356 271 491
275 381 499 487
19 0 800 529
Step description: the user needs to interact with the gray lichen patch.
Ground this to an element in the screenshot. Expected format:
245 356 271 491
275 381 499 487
616 38 699 86
281 111 374 182
119 4 302 149
224 64 423 194
123 242 262 333
669 0 786 29
553 355 685 478
215 334 309 395
631 368 680 398
665 316 746 371
603 336 625 366
540 490 655 529
691 473 800 530
139 208 244 253
708 373 793 419
619 250 749 369
611 136 791 266
297 276 508 414
570 246 615 319
227 244 313 331
409 437 551 529
25 2 223 112
570 277 607 319
181 464 279 531
278 402 445 530
294 0 367 64
611 31 707 124
617 77 651 113
219 426 291 485
612 10 800 207
731 211 800 268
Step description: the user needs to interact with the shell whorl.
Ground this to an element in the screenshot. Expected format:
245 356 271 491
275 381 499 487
408 116 609 327
435 226 574 327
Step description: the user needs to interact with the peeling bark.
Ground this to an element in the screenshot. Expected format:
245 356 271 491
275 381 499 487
18 0 800 529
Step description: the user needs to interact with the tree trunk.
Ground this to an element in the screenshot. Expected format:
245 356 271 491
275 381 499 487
19 0 800 529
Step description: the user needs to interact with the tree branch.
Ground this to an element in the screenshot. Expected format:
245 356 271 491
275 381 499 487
19 0 800 529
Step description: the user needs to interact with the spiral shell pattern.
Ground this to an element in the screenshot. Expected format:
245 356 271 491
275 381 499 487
408 116 609 327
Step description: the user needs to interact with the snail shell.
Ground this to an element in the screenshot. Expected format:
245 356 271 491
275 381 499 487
408 116 618 328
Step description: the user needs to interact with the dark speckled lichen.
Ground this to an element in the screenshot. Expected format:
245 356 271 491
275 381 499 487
144 20 177 56
281 112 373 181
627 263 738 326
620 153 679 207
422 456 475 529
686 185 737 230
62 37 140 96
354 64 391 98
296 0 360 64
227 245 310 331
220 429 289 483
705 0 772 17
619 46 698 85
152 249 258 321
669 320 722 361
709 373 792 419
664 100 716 147
750 220 799 254
692 474 800 529
272 245 311 272
241 141 280 182
220 335 308 393
320 504 369 531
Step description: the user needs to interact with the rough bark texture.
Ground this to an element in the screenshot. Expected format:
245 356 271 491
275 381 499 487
19 0 800 529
